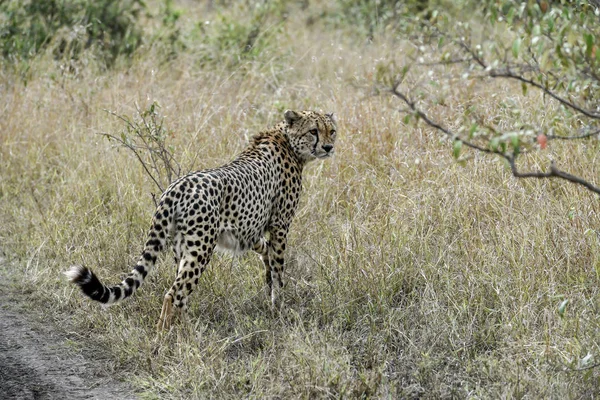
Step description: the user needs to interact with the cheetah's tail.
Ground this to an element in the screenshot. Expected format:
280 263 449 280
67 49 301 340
65 261 150 306
66 244 163 305
65 203 170 305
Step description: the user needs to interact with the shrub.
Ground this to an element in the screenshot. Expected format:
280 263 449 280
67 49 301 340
0 0 145 66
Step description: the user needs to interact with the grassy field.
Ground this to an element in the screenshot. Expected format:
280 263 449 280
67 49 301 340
1 1 599 398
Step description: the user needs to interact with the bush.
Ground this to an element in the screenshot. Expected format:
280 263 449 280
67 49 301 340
191 0 288 68
0 0 145 66
333 0 430 36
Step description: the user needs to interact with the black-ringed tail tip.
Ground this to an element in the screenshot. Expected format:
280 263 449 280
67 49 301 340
65 265 110 303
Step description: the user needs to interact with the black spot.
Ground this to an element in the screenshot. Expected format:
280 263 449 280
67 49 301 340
135 265 148 278
99 288 110 303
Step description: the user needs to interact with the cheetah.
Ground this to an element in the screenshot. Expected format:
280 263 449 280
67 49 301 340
66 110 337 330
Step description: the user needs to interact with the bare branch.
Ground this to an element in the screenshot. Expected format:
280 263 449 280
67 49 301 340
98 132 165 192
457 40 487 69
416 58 472 67
509 158 600 195
571 361 600 372
101 104 182 195
390 87 600 196
547 128 600 141
488 69 600 119
391 86 505 157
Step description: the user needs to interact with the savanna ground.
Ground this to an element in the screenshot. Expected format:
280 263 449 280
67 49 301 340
1 0 599 398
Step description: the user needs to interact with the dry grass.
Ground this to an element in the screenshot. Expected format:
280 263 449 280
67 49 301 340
1 2 599 398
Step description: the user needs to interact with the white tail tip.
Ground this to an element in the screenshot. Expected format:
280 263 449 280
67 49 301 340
64 265 90 284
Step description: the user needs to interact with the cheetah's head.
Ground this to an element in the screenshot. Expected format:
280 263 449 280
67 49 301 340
283 110 337 163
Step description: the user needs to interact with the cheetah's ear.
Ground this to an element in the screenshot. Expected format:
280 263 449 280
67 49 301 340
326 112 337 125
284 110 302 126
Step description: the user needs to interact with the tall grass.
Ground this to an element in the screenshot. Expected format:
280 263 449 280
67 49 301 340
1 1 599 398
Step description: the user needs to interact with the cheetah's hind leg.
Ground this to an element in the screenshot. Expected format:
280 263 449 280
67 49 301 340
253 238 272 298
157 293 174 332
156 230 216 332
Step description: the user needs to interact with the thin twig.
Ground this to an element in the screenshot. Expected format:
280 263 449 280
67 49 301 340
571 361 600 372
547 128 600 141
98 132 165 192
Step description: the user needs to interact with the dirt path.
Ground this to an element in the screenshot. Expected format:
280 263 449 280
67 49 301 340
0 259 137 399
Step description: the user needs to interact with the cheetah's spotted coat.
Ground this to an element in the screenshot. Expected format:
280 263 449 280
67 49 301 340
66 110 337 330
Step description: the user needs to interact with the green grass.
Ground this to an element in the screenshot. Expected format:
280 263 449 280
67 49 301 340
1 1 599 398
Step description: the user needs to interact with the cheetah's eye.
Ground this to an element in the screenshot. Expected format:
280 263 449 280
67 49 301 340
330 130 336 136
309 129 318 136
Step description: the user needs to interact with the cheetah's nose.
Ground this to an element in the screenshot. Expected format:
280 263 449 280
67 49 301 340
322 144 333 153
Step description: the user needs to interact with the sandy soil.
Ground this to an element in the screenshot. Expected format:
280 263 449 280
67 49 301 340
0 256 137 399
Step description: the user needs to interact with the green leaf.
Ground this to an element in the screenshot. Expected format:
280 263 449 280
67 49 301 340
490 6 497 25
469 123 478 139
511 134 520 155
584 33 594 58
490 137 500 152
521 82 528 96
403 114 411 125
580 353 594 368
547 17 554 33
400 65 410 79
506 7 515 24
500 142 507 153
558 299 569 318
512 37 522 58
453 140 462 159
